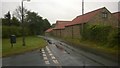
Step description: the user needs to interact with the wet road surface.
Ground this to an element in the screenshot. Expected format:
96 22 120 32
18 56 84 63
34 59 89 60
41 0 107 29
2 36 118 67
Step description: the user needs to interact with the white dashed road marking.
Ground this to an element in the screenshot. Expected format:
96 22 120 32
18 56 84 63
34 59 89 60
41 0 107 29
53 60 59 64
42 49 44 52
46 46 61 65
42 46 62 67
42 51 45 54
45 60 50 64
51 56 56 60
43 54 46 57
41 48 50 65
49 53 53 56
43 56 48 60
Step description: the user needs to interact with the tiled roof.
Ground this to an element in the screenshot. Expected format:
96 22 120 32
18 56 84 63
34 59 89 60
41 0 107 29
112 12 120 21
54 21 71 29
66 7 105 26
45 28 53 32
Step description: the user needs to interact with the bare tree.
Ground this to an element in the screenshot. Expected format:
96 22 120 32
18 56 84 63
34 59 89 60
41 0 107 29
13 6 28 22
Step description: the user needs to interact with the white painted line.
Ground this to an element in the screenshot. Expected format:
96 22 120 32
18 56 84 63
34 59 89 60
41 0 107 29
51 56 56 60
47 50 51 53
43 54 46 57
42 49 44 52
46 46 50 51
42 51 45 54
53 60 59 64
49 53 53 56
63 51 67 53
43 57 48 60
45 60 50 64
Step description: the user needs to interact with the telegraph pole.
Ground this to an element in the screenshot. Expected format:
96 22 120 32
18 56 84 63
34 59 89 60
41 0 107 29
82 0 84 15
82 0 84 32
21 1 25 46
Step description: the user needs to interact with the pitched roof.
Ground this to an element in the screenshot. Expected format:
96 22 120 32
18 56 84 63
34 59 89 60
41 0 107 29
45 28 53 32
66 7 105 26
112 12 120 21
54 20 71 29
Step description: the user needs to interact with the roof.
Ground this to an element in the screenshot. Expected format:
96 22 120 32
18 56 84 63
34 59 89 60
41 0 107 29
45 28 53 32
66 7 106 26
112 12 120 21
54 21 71 29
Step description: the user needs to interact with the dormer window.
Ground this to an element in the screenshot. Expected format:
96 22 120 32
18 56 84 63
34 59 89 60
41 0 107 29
102 12 108 18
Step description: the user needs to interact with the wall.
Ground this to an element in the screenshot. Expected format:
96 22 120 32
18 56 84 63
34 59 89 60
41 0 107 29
88 8 119 27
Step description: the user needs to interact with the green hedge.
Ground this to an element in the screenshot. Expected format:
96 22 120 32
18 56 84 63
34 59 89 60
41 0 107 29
81 24 119 47
2 26 30 38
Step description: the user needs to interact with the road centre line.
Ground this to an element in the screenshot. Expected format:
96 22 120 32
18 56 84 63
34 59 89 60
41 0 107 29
43 56 48 60
52 59 59 64
42 48 44 52
49 53 53 56
41 48 50 64
51 56 56 60
42 51 45 54
45 60 50 64
43 53 46 57
46 46 61 65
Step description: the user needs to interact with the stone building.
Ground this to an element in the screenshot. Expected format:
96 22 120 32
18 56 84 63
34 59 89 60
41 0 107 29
63 7 119 39
45 7 119 39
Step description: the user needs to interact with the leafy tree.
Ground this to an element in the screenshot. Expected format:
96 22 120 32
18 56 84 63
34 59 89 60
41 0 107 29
11 16 20 26
43 19 51 31
25 11 44 35
25 11 51 35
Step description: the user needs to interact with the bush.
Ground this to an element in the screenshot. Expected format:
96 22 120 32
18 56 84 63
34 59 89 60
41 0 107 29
81 24 119 47
107 28 120 47
2 26 30 38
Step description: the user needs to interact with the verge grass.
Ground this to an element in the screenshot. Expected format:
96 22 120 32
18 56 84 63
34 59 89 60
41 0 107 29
2 36 47 57
63 37 118 56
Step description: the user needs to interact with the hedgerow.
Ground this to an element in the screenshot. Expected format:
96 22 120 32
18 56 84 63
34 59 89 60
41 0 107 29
81 24 119 47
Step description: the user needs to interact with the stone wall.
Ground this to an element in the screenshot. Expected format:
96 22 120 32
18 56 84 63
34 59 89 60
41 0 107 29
88 8 119 27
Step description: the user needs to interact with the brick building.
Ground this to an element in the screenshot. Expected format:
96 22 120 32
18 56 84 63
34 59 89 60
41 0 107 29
45 7 119 39
53 21 71 37
112 12 120 27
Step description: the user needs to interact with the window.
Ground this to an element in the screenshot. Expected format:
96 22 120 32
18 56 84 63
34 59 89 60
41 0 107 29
102 12 108 18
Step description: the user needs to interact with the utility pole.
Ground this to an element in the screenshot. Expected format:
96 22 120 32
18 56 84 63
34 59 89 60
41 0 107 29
21 1 25 46
21 0 30 46
82 0 84 32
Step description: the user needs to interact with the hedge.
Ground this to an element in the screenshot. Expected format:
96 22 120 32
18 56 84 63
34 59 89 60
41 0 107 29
2 26 30 38
81 24 119 47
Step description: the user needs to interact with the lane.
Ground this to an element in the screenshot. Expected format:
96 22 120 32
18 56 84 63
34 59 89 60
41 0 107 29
46 39 100 66
45 37 118 66
2 36 118 67
2 49 46 66
2 37 62 67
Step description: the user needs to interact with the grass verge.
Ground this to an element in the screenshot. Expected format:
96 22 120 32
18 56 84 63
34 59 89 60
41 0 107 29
46 36 118 61
2 36 47 57
62 37 118 57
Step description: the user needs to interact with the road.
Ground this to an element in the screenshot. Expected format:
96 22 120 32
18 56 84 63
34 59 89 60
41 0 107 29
2 36 118 68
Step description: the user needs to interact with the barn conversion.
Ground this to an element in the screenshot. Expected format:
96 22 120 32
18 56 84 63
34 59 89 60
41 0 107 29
45 7 120 39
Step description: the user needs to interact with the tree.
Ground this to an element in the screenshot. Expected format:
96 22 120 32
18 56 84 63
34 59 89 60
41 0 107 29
2 12 11 26
13 6 28 22
25 11 51 35
43 19 51 31
11 16 20 26
25 11 43 35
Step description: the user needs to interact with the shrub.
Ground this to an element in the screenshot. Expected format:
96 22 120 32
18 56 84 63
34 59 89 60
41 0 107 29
2 26 30 38
81 24 118 47
107 28 120 47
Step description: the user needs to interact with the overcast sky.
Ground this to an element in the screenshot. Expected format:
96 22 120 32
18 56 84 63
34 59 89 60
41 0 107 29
0 0 119 24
